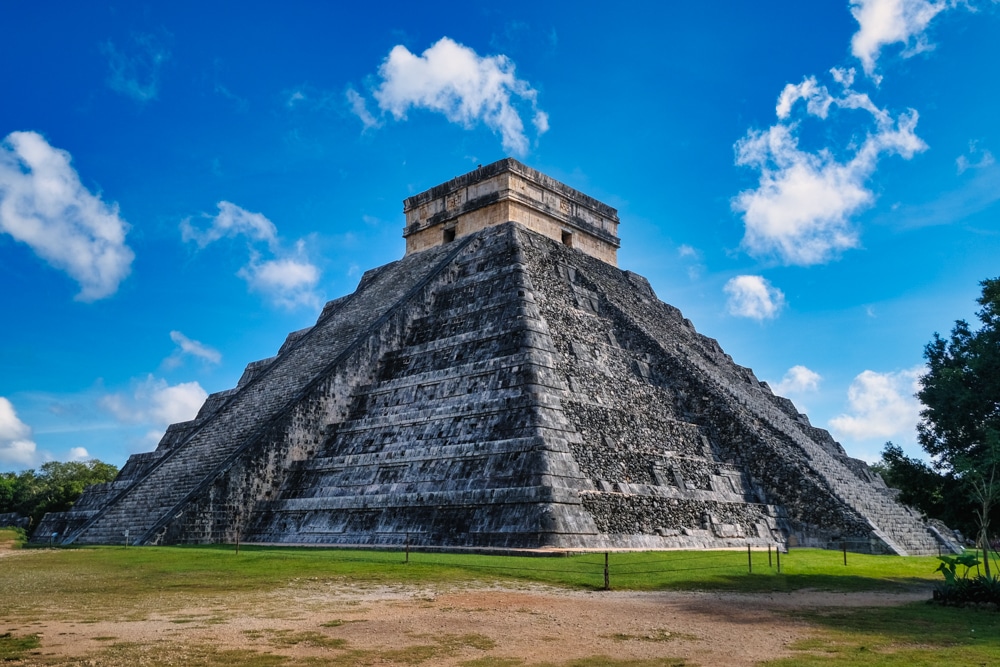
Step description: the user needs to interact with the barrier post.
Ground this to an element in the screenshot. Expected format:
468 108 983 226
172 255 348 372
768 544 772 568
776 546 781 574
604 552 610 590
842 542 847 566
405 533 410 564
747 544 752 574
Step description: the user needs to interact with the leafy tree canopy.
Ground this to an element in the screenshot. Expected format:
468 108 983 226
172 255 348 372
918 277 1000 474
0 459 118 531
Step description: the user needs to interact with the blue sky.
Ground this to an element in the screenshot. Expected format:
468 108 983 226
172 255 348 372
1 1 998 471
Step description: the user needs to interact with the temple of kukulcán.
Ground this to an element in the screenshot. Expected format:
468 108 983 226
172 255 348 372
38 159 959 555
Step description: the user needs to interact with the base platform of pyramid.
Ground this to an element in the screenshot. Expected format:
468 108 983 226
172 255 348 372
36 159 959 556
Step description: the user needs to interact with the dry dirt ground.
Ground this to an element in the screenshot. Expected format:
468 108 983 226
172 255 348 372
3 569 930 667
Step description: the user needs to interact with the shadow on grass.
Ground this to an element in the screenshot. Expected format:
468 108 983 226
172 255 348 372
761 602 1000 666
640 573 937 594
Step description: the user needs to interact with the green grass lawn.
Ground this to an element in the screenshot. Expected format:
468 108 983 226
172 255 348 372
1 544 997 666
762 601 1000 666
0 527 25 550
0 544 945 601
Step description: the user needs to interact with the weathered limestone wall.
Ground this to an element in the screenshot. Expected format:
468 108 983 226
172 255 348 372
403 158 620 266
249 224 600 548
515 225 948 554
57 238 479 545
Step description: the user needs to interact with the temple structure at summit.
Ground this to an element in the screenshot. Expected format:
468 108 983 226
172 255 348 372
37 159 959 555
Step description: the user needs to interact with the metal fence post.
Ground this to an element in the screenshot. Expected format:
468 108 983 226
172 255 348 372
604 551 610 590
776 546 781 574
747 544 752 574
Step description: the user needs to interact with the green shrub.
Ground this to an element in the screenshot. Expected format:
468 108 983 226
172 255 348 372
932 553 1000 607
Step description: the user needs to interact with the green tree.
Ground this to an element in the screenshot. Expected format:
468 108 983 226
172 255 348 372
918 277 1000 570
874 442 973 535
0 460 118 530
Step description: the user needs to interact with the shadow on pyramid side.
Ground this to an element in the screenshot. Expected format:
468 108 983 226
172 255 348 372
37 163 960 556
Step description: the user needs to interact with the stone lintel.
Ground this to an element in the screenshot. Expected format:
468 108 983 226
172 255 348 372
402 158 621 265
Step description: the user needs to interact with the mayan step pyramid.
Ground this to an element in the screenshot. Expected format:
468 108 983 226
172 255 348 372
38 159 958 555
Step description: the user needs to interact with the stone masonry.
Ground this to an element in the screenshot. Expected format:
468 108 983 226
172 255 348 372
37 159 960 555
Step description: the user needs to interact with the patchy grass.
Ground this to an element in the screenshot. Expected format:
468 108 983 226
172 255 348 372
763 601 1000 666
259 629 348 649
0 526 26 549
538 659 689 666
0 632 40 660
460 658 528 667
603 630 693 643
97 641 289 667
0 545 967 666
319 618 366 627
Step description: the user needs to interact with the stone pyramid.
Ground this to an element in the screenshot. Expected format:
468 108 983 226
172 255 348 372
39 159 957 555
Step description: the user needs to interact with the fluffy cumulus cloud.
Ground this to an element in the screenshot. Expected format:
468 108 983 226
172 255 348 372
723 275 786 320
849 0 953 78
733 69 927 266
829 366 924 440
773 365 823 395
67 446 90 461
100 32 170 102
352 37 548 155
0 397 37 466
0 131 135 301
182 202 322 309
100 375 207 427
732 0 965 267
238 242 322 310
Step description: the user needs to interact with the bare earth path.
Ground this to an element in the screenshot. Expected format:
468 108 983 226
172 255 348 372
12 580 930 666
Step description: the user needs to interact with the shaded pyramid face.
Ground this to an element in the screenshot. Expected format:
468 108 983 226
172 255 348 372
43 223 952 555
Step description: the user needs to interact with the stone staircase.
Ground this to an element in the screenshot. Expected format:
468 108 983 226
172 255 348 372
249 226 599 547
65 238 476 545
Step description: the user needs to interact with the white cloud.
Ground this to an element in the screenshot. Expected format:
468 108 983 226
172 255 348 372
182 202 322 310
100 375 207 427
723 275 786 320
359 36 548 155
0 131 135 301
166 331 222 367
101 32 170 102
181 201 277 248
238 241 322 310
849 0 952 78
829 366 924 440
67 446 89 461
773 365 823 395
776 76 835 120
0 397 37 466
734 71 927 266
677 244 700 259
346 88 380 130
957 141 995 174
677 244 704 280
214 83 248 112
